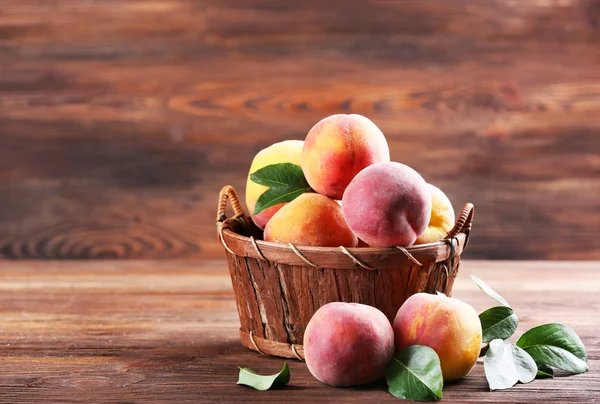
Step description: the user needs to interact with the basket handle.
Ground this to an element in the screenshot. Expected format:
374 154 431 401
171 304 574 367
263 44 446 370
445 203 474 246
216 185 246 224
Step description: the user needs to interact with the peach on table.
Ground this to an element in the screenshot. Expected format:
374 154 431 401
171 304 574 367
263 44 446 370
393 293 482 382
304 302 395 387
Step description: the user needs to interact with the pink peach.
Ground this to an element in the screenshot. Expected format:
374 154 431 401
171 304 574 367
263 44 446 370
342 162 432 247
304 302 395 386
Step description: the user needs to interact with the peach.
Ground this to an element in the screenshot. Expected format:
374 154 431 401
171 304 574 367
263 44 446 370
302 114 390 199
342 162 431 247
245 140 304 229
414 184 456 245
264 193 357 247
393 293 482 382
304 302 395 387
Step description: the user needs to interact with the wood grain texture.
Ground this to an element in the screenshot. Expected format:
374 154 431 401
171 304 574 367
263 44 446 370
0 259 599 403
1 1 600 259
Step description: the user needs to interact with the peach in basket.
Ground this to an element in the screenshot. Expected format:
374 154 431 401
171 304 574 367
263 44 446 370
216 185 474 359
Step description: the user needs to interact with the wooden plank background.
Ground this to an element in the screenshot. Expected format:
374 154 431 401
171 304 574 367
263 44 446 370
1 0 599 260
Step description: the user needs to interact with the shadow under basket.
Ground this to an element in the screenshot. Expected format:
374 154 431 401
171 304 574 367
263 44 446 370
217 185 474 361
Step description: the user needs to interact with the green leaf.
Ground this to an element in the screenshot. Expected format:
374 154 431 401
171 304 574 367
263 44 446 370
536 364 554 378
250 163 309 189
250 163 312 215
237 361 290 390
254 186 311 215
479 306 519 344
386 345 443 401
516 323 588 374
471 275 511 307
484 339 537 391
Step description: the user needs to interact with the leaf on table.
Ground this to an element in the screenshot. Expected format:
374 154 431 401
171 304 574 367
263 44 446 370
250 163 312 215
237 361 290 390
471 275 511 307
479 306 519 344
516 323 588 374
484 339 537 391
536 364 554 378
386 345 443 401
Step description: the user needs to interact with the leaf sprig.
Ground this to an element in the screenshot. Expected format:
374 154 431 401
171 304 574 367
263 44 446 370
387 277 588 400
250 163 312 215
472 276 588 391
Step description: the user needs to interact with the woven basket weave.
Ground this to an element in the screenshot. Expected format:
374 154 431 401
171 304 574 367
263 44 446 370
217 185 474 360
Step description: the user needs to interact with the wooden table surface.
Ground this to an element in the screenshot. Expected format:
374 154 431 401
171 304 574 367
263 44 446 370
0 260 598 403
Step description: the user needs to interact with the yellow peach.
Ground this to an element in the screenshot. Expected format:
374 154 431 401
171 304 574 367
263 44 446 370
414 184 455 245
393 293 482 382
245 140 304 229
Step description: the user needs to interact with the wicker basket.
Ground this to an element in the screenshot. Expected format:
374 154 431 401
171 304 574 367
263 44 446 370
217 185 474 360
